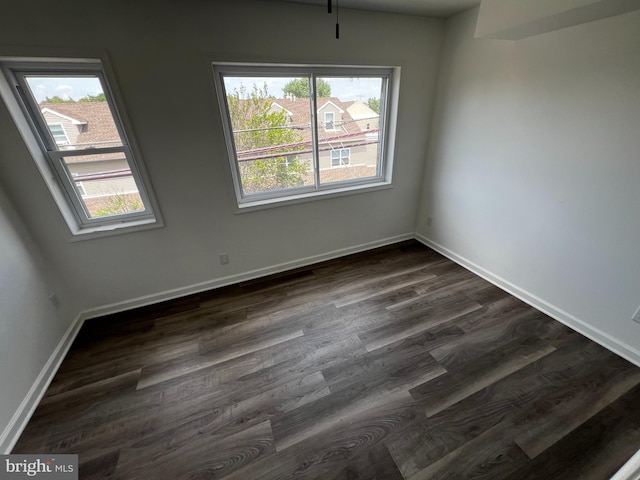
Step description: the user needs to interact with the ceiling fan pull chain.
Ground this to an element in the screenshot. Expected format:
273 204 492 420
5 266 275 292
336 0 340 39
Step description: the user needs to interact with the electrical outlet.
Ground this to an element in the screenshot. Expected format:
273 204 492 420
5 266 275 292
633 305 640 324
426 217 433 228
219 253 229 265
49 293 60 310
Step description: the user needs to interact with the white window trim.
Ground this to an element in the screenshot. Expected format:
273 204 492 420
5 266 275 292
0 55 163 239
212 62 399 210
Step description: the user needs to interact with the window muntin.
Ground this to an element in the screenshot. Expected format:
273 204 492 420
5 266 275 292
214 65 392 206
1 61 156 229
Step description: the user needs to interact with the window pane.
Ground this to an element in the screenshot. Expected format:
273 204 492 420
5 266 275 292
223 76 315 195
25 76 124 150
61 153 144 218
48 124 69 145
316 77 383 185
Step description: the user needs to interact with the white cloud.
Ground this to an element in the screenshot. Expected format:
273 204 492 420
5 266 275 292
55 84 73 99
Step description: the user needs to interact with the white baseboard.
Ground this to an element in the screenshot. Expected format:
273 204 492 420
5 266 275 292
0 312 85 454
81 233 414 321
415 234 640 368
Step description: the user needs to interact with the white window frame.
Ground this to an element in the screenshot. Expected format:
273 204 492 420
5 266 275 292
212 63 398 210
331 148 350 166
0 57 162 238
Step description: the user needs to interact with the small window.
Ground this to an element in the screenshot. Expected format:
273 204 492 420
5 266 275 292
213 64 396 207
0 58 160 235
331 148 350 166
47 123 70 145
324 112 335 131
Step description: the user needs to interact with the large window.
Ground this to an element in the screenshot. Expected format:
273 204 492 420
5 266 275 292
213 64 395 207
0 58 159 235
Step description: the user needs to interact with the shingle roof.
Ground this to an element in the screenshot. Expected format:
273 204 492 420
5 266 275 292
40 102 125 163
270 97 363 143
40 102 122 148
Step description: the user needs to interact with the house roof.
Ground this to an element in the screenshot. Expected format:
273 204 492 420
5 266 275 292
41 107 87 125
40 102 125 164
40 102 122 149
232 96 380 162
268 97 371 143
344 101 379 120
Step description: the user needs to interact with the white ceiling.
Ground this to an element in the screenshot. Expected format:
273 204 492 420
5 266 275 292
271 0 481 17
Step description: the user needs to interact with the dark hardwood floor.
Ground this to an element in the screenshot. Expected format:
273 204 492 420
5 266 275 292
13 240 640 479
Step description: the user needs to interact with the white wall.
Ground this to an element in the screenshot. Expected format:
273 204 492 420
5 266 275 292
418 7 640 361
0 181 78 451
476 0 595 37
0 0 444 314
475 0 640 39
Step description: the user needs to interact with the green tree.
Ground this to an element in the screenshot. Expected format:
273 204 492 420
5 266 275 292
283 78 331 98
42 93 107 103
93 193 144 217
227 84 308 194
42 95 74 103
367 97 381 114
78 93 107 102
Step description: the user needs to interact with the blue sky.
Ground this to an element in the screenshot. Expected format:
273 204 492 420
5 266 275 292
223 76 383 102
25 74 383 104
26 76 104 103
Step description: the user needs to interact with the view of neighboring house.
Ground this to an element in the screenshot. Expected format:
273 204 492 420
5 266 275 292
40 102 142 216
267 97 381 184
42 97 380 208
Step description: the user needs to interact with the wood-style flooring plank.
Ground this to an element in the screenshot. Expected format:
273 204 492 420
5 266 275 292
406 423 530 480
360 293 483 351
223 393 423 480
504 383 640 480
410 335 556 417
117 419 275 480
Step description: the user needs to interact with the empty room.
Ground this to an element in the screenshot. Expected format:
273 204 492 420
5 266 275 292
1 0 640 478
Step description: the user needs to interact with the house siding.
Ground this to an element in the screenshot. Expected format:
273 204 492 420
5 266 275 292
41 111 81 146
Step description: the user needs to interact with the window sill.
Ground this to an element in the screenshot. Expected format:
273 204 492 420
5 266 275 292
235 181 393 213
68 217 164 242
